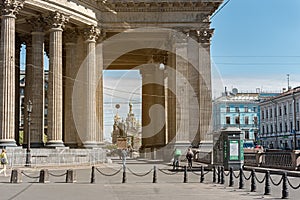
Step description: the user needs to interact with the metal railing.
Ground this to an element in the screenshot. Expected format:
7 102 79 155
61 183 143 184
6 149 106 167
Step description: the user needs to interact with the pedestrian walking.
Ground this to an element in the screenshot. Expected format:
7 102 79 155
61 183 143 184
173 148 181 170
121 148 127 169
186 148 194 169
0 149 8 176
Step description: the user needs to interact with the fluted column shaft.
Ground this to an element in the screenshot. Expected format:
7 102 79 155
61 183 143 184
175 40 190 143
47 27 64 146
64 41 77 147
96 39 104 145
0 6 20 146
83 37 97 147
46 11 68 147
29 31 45 147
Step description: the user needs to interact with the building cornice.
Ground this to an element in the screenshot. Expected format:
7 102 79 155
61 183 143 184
96 0 222 13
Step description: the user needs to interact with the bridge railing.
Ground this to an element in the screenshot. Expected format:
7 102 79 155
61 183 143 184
244 150 300 170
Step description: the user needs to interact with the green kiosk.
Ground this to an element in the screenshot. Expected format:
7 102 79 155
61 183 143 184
213 127 244 170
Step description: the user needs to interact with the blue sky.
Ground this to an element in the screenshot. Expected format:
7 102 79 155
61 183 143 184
211 0 300 94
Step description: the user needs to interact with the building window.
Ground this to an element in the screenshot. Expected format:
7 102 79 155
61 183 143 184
226 106 230 113
262 110 264 119
266 126 269 134
280 123 282 132
270 125 273 133
262 126 265 134
245 131 249 139
253 116 258 126
289 103 292 114
279 106 282 116
290 122 293 132
226 117 230 124
284 105 287 115
266 110 268 119
274 108 277 117
297 121 300 131
285 122 288 132
270 108 272 118
235 116 240 125
245 116 249 125
244 107 248 113
235 107 239 112
253 107 256 112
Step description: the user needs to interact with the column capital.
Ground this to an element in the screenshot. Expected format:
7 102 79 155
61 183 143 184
196 28 214 44
0 0 24 17
96 30 106 43
81 25 101 42
26 15 46 32
45 11 69 30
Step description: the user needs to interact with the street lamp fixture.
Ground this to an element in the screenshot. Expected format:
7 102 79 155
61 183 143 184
25 100 32 167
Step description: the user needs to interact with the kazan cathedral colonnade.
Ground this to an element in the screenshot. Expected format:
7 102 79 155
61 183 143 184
0 0 222 157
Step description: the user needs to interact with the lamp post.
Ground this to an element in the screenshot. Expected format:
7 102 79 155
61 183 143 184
25 100 32 167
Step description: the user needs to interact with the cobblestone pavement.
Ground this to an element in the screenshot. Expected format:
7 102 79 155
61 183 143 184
0 159 299 200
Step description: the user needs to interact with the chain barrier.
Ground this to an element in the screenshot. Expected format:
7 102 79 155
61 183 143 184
95 167 123 177
254 173 266 184
49 171 67 177
269 175 283 186
127 167 153 177
242 171 252 180
232 171 240 179
287 177 300 190
21 171 40 179
223 171 230 177
158 168 179 175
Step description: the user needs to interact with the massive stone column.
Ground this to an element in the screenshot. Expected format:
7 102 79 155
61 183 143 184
174 34 190 148
27 16 46 147
0 0 24 147
95 32 105 146
198 29 214 141
141 66 166 159
81 25 100 148
63 28 78 147
46 11 68 147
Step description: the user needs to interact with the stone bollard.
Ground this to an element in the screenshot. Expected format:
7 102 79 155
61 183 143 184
213 166 216 183
122 166 127 183
91 166 95 184
220 166 224 184
183 166 188 183
10 169 22 183
39 169 49 183
152 166 157 183
66 169 76 183
239 168 244 189
200 166 204 183
281 172 289 199
229 167 234 187
250 169 256 192
264 171 271 195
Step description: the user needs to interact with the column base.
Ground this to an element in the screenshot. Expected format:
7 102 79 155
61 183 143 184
82 141 99 149
64 142 79 148
46 140 65 148
22 142 45 148
0 139 17 148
